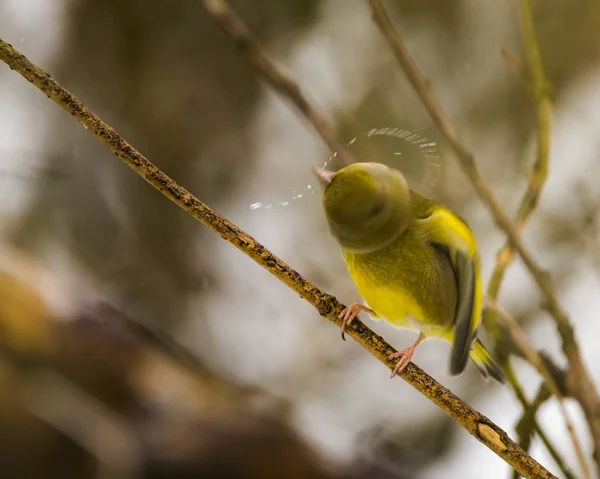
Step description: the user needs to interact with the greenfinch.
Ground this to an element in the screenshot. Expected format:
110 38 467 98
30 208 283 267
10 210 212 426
314 162 504 382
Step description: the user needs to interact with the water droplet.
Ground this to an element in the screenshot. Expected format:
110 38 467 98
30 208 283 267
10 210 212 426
394 152 402 155
250 202 263 210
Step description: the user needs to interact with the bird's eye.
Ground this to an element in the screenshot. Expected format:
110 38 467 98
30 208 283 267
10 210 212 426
369 202 385 217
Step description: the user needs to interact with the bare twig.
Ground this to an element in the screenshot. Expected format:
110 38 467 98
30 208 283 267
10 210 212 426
0 39 556 479
198 0 353 167
515 384 545 457
487 298 588 477
516 386 575 479
512 384 570 479
505 371 575 479
499 361 572 479
488 8 551 327
366 0 600 469
488 0 591 474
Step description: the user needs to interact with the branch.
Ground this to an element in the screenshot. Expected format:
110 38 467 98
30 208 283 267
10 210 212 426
487 44 551 326
0 39 556 479
366 0 600 469
507 376 574 479
491 0 591 475
198 0 353 167
487 298 588 477
512 384 577 479
495 358 572 479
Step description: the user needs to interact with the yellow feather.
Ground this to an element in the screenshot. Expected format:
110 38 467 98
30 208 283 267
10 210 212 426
423 207 483 337
425 207 477 256
318 162 504 382
342 222 457 339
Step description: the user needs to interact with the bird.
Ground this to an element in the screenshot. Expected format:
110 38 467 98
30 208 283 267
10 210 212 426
313 161 504 382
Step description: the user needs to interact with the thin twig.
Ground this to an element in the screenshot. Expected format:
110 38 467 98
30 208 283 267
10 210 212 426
507 376 575 479
491 0 591 475
500 360 573 479
487 298 587 478
366 0 600 469
488 11 551 328
484 0 589 474
515 385 547 467
198 0 353 167
513 384 566 479
0 39 556 479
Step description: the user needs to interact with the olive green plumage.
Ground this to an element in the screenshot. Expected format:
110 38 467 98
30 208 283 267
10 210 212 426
318 162 504 382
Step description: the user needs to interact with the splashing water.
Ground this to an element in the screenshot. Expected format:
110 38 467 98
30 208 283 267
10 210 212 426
248 127 440 211
247 141 350 211
365 127 441 199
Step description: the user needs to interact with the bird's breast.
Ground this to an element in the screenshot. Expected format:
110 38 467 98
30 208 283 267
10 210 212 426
342 229 456 333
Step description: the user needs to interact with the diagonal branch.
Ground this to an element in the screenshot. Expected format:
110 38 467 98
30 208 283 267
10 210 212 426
493 352 572 479
0 39 556 479
512 385 565 479
492 326 574 479
366 0 600 470
488 0 590 476
199 0 353 167
487 298 589 477
486 14 551 337
505 373 575 479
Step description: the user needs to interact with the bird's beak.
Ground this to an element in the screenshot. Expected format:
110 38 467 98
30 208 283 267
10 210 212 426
312 167 335 188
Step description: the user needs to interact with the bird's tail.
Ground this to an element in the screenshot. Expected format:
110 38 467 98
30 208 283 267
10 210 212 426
469 339 505 384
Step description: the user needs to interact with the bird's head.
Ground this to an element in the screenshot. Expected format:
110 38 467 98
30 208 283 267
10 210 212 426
313 162 412 253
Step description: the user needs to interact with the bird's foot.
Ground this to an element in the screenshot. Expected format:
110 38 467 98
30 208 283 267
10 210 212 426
389 347 416 378
389 333 425 378
338 303 375 341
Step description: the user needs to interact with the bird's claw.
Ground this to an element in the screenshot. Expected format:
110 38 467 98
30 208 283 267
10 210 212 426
338 303 374 341
338 304 359 341
389 347 416 378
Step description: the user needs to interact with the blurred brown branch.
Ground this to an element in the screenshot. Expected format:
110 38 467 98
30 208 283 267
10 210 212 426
491 0 589 474
366 0 600 473
506 377 575 479
486 298 587 477
198 0 354 167
513 385 557 479
486 12 552 338
0 39 555 479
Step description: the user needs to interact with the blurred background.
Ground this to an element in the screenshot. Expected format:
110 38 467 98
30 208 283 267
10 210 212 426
1 0 600 477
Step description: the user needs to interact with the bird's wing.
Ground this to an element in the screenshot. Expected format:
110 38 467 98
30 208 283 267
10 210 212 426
419 206 482 375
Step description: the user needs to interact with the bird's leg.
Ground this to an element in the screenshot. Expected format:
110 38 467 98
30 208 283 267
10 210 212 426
389 333 426 378
338 303 376 341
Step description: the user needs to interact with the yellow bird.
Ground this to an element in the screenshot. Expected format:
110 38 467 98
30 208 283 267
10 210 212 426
314 162 504 382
